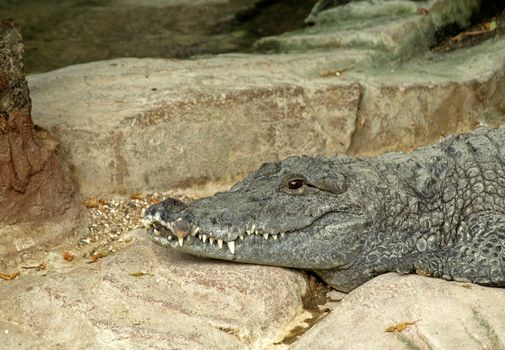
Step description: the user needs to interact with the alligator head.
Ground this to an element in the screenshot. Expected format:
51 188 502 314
143 155 377 271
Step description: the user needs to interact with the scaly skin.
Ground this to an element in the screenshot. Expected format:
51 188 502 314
144 126 505 292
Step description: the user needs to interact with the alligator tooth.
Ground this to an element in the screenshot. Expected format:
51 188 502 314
178 237 184 246
280 232 285 238
209 238 215 245
154 212 161 222
218 239 223 249
251 224 256 233
239 234 244 240
154 229 161 237
198 234 203 241
176 217 183 222
202 234 208 243
272 234 278 240
191 226 200 236
227 241 235 254
143 218 152 228
167 236 172 241
263 234 268 240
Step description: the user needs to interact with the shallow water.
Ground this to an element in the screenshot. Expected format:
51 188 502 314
0 0 317 73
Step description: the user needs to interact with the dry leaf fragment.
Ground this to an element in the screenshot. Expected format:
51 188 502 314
63 251 75 262
385 319 421 333
87 251 111 263
148 196 161 205
130 192 144 200
83 197 106 208
0 272 20 280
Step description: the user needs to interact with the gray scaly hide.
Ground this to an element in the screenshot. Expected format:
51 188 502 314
145 126 505 292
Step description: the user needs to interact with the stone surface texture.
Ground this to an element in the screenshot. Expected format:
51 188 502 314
28 55 363 196
0 230 307 349
347 39 505 155
257 0 479 61
292 273 505 350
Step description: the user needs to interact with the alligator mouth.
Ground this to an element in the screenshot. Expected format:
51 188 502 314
143 216 288 255
143 209 364 257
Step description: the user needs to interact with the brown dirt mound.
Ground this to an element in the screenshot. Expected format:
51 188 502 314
0 19 76 225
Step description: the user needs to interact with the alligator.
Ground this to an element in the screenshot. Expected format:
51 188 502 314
144 126 505 292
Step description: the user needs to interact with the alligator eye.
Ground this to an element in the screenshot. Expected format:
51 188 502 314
287 179 304 190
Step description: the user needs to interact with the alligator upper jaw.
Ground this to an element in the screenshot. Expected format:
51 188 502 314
143 214 287 256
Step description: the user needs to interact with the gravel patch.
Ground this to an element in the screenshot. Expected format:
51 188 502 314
80 191 196 259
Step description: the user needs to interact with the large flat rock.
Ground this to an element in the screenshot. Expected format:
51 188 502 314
347 39 505 155
0 229 307 349
28 53 363 197
28 37 505 197
292 273 505 349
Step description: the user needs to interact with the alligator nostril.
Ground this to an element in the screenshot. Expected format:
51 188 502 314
160 198 186 213
173 218 191 239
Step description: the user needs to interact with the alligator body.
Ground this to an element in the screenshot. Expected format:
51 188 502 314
144 126 505 292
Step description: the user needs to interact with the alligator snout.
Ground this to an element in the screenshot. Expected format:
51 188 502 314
144 196 244 254
144 198 201 246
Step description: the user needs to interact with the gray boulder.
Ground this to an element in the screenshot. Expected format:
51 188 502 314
292 273 505 349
